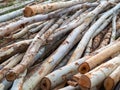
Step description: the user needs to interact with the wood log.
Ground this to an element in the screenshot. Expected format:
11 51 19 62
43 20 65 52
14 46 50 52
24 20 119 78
75 55 120 88
0 2 98 39
0 39 32 63
110 12 117 42
59 85 80 90
0 79 12 90
104 65 120 90
78 40 120 74
11 69 27 90
69 1 120 62
0 8 24 23
24 0 96 17
0 53 24 81
11 22 42 39
0 0 34 15
40 56 90 90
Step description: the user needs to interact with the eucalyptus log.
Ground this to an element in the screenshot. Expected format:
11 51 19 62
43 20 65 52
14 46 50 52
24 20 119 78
0 79 12 90
104 65 120 90
0 8 24 23
110 12 117 42
24 0 96 17
78 40 120 74
75 55 120 88
0 0 34 15
11 70 27 90
59 85 80 90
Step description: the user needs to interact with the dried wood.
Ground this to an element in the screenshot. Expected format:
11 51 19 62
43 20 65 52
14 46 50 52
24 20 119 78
78 40 120 74
75 55 120 88
104 66 120 90
24 0 96 17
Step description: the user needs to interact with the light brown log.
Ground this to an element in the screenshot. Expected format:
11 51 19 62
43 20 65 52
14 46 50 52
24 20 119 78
75 55 120 88
78 40 120 74
24 0 95 17
104 66 120 90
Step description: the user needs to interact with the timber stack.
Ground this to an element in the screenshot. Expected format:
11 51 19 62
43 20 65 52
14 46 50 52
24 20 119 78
0 0 120 90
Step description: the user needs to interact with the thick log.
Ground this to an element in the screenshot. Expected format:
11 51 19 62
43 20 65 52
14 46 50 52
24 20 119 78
0 39 32 63
75 55 120 88
104 66 120 90
0 2 98 39
69 1 120 62
40 56 90 90
24 0 96 17
78 40 120 74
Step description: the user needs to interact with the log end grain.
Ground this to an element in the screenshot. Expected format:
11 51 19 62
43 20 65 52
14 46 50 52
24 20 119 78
5 70 17 81
24 6 35 17
104 77 114 90
40 77 51 90
78 74 91 89
78 62 90 74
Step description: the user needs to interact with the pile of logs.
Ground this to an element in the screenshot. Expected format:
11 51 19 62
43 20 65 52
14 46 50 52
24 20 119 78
0 0 120 90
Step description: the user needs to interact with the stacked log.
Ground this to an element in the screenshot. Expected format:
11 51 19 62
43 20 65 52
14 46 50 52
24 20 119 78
0 0 120 90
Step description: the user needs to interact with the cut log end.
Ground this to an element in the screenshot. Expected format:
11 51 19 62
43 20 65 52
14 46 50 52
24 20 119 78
78 62 90 74
40 77 51 90
24 6 35 17
78 74 91 89
104 77 114 90
5 71 17 81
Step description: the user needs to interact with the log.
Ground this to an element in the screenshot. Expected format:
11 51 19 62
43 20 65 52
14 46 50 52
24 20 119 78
24 0 95 17
0 2 98 39
0 53 24 81
0 79 12 90
59 85 80 90
0 0 34 15
11 69 27 90
11 22 43 39
74 55 120 88
78 40 120 74
40 56 90 90
0 39 32 63
110 12 117 42
104 65 120 90
0 8 24 23
69 1 120 62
